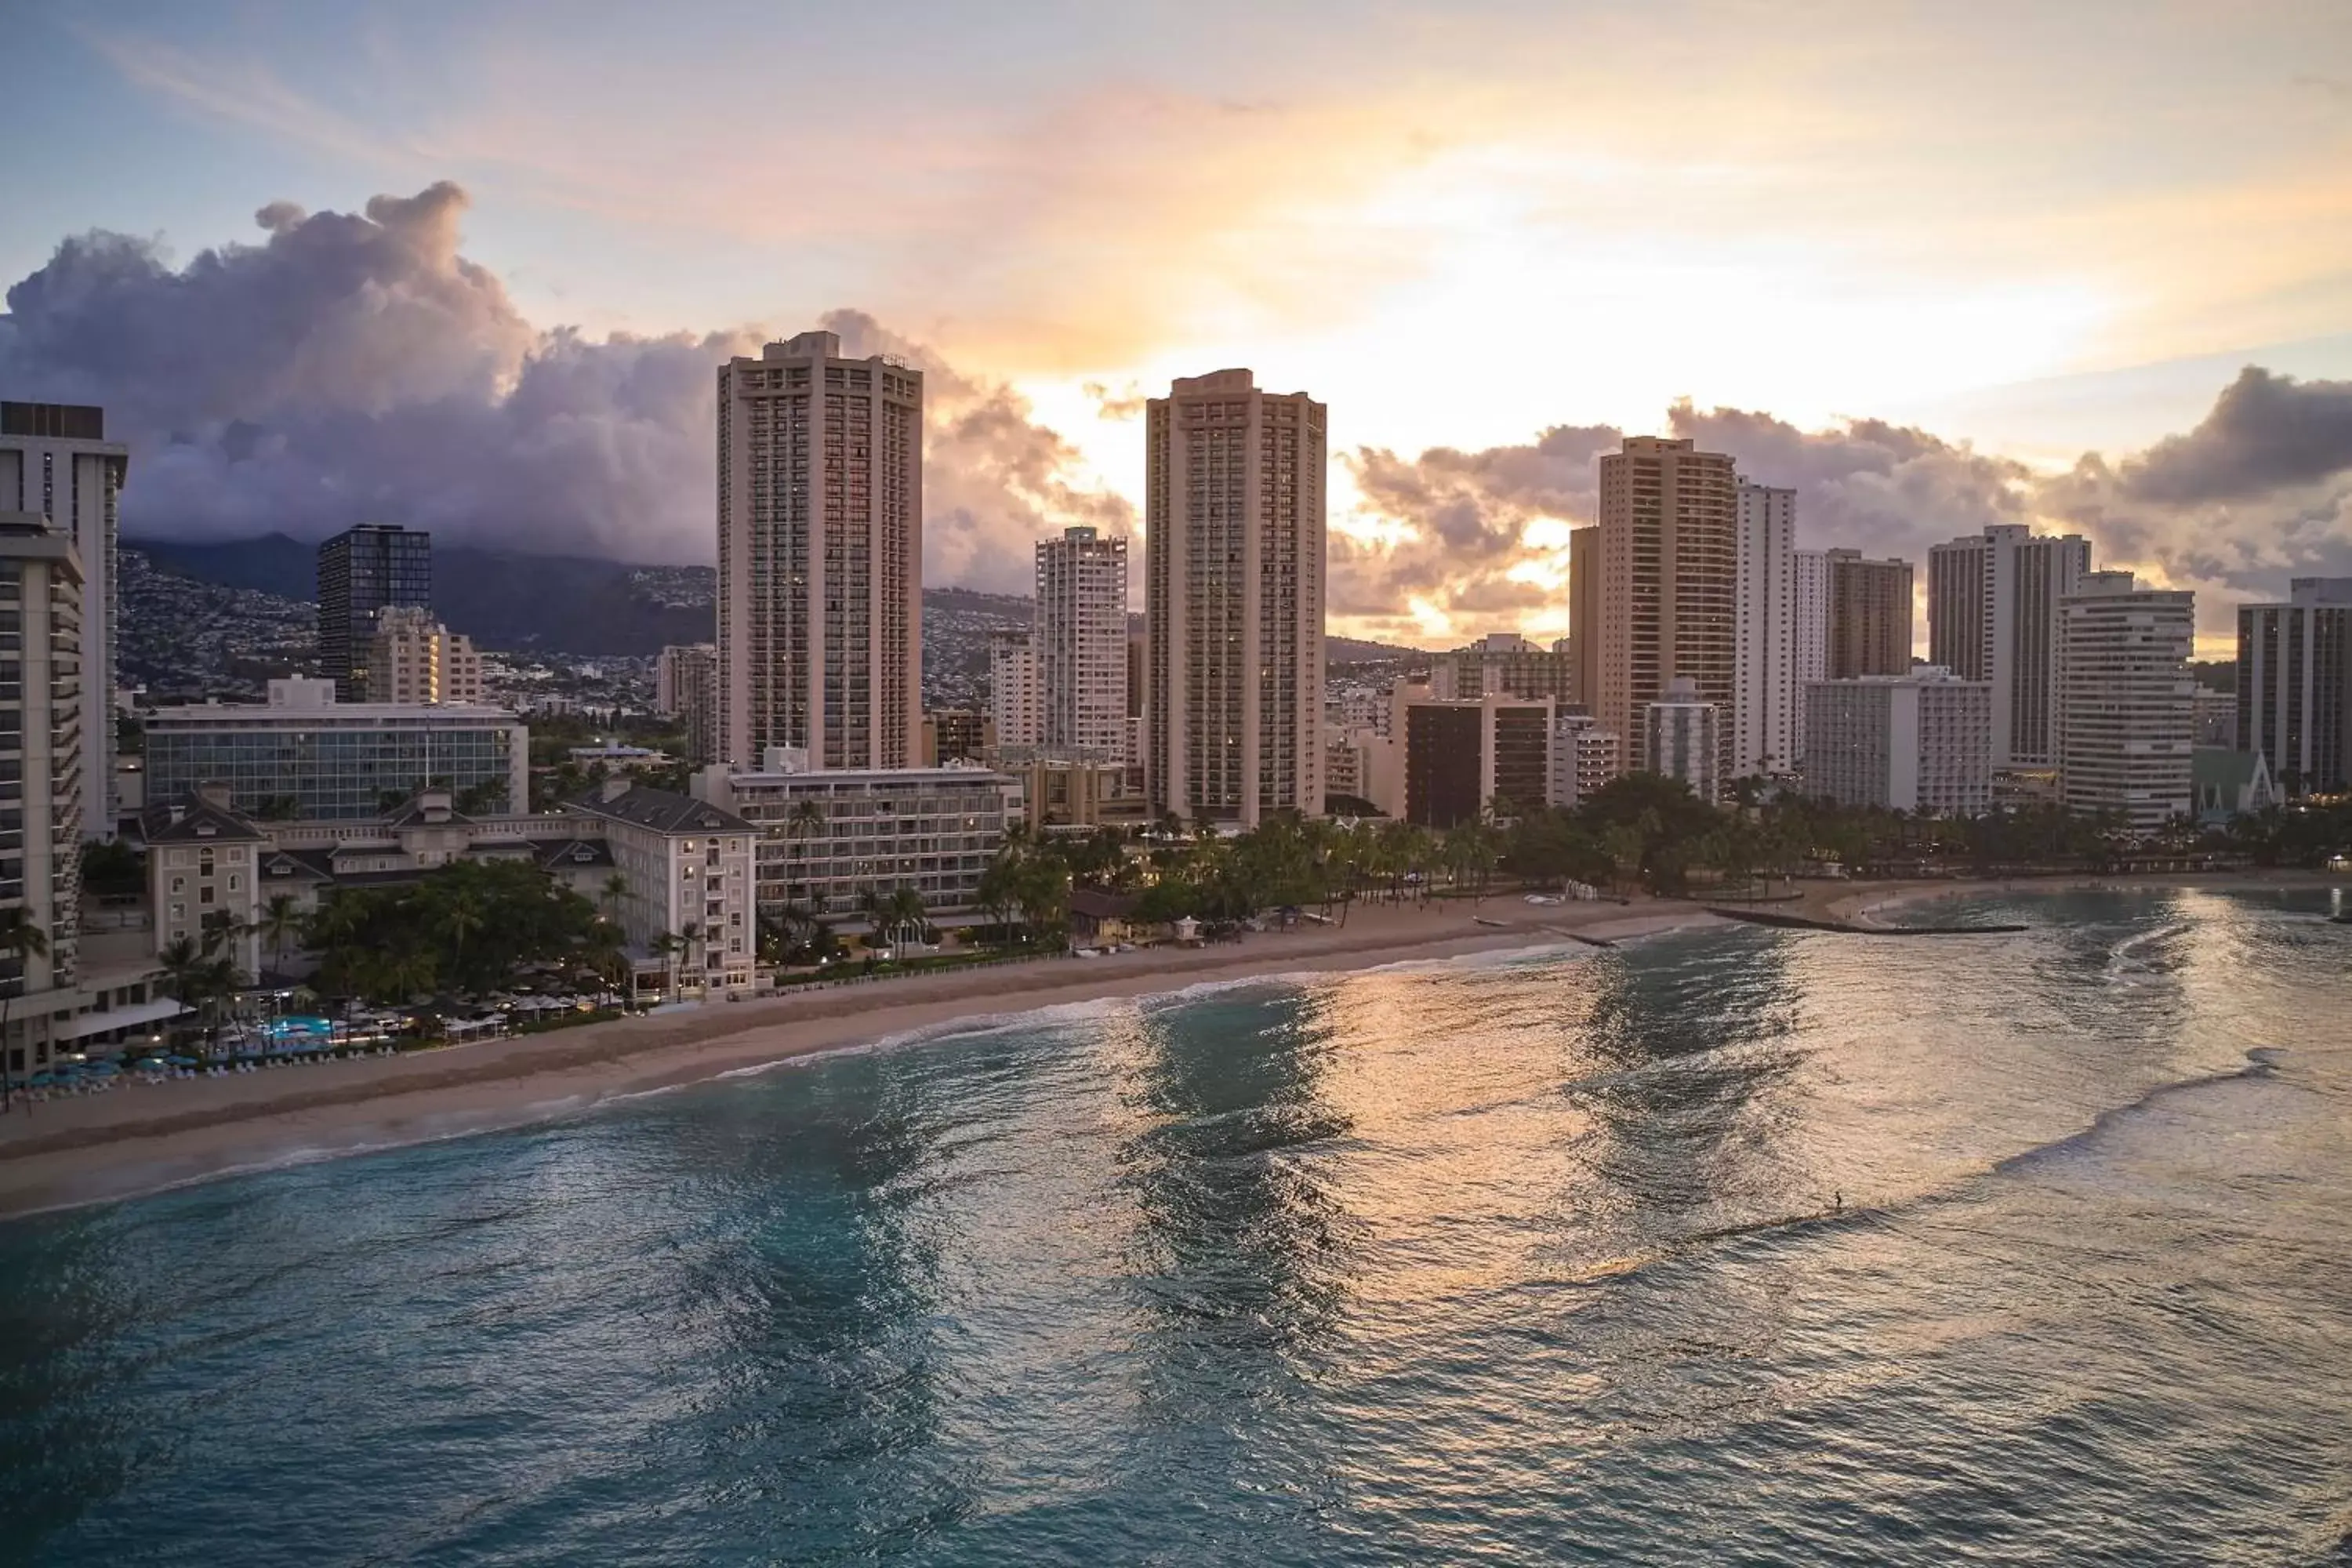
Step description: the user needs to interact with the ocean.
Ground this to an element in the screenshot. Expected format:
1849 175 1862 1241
2 886 2348 1566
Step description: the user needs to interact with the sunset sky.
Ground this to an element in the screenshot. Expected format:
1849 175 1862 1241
5 1 2350 651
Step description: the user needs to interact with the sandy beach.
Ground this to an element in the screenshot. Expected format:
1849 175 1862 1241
0 898 1720 1219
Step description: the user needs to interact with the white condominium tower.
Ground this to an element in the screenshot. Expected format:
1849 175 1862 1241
1928 524 2092 770
1732 481 1796 777
716 331 923 771
1145 368 1327 826
989 630 1040 748
1035 524 1129 757
2 402 126 840
1788 549 1830 768
2057 571 2195 832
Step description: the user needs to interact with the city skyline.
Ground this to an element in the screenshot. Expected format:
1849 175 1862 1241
0 5 2347 655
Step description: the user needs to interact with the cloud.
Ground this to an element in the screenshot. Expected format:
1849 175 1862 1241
0 183 1126 586
2112 367 2352 504
1082 380 1145 420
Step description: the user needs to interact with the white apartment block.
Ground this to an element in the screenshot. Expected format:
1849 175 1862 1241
1928 524 2091 770
1035 524 1130 758
1733 481 1797 777
2057 572 2196 833
989 630 1041 747
1788 549 1830 766
2 401 127 840
696 750 1020 926
717 331 922 771
1802 668 1993 815
1642 676 1722 804
568 782 759 998
1549 711 1623 808
1145 369 1327 826
365 604 484 706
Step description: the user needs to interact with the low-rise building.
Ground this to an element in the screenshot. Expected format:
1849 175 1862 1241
566 782 758 998
696 750 1020 927
365 604 484 706
142 784 268 977
1802 668 1993 815
996 747 1149 833
143 677 528 821
1548 712 1622 808
921 709 995 766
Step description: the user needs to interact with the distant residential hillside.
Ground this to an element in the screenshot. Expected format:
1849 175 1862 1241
125 534 1428 664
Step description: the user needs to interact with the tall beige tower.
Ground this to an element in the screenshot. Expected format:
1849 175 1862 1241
1594 437 1739 771
1145 369 1327 826
717 331 923 770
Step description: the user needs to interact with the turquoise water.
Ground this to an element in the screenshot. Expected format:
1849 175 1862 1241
3 888 2350 1566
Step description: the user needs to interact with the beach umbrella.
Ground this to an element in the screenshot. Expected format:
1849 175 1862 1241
164 1054 200 1067
84 1061 118 1077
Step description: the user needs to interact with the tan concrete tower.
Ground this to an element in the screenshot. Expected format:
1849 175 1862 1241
1593 437 1739 773
717 332 923 770
1145 369 1326 826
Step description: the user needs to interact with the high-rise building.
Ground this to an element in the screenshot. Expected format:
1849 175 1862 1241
920 709 995 766
2057 572 2195 832
989 630 1040 747
144 677 526 822
365 605 483 706
2 402 127 840
1145 368 1326 826
1570 524 1602 714
1733 481 1797 777
716 330 923 771
0 517 83 1076
1034 524 1129 757
656 643 721 766
1428 633 1578 703
1927 524 2091 770
1802 667 1993 815
1594 437 1737 777
2234 578 2352 797
1825 549 1914 678
1642 676 1723 804
317 524 431 703
1386 688 1559 828
1788 549 1830 767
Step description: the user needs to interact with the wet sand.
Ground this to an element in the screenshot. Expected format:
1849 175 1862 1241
0 899 1719 1218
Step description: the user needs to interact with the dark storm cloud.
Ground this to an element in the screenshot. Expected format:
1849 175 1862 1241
2111 367 2352 505
0 185 1127 583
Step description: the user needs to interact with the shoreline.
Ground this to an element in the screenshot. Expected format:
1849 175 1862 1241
0 900 1719 1220
5 867 2338 1221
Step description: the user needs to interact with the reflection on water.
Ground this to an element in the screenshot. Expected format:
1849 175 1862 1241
2 890 2349 1566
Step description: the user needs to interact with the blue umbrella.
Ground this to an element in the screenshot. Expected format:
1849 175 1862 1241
83 1062 119 1076
164 1055 201 1067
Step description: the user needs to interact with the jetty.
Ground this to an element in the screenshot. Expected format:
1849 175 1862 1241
1703 906 2028 936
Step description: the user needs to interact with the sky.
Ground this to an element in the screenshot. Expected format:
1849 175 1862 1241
3 0 2350 652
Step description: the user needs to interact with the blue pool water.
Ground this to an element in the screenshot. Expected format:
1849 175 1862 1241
2 887 2349 1565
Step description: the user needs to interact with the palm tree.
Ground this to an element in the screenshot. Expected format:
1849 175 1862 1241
0 905 50 1112
650 930 687 1002
600 872 629 922
256 894 303 979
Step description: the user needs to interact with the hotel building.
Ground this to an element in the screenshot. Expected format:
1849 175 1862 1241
1642 676 1723 804
1428 632 1578 704
656 643 720 765
1594 437 1738 779
0 517 85 1073
317 523 431 703
989 630 1041 747
2 401 127 840
567 782 759 998
1825 549 1915 679
1802 668 1994 815
365 605 483 706
2234 578 2352 797
1145 368 1326 826
716 331 922 770
2057 572 2196 832
1733 481 1797 777
1788 548 1830 766
1035 524 1130 757
144 677 527 822
697 750 1020 926
1927 524 2092 770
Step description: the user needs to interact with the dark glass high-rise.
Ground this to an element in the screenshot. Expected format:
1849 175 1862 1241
316 524 431 701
